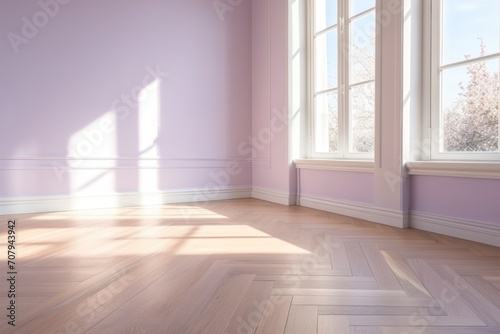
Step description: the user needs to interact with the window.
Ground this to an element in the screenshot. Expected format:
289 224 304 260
309 0 376 159
430 0 500 161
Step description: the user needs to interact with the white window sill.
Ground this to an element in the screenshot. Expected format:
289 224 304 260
294 159 375 173
406 161 500 180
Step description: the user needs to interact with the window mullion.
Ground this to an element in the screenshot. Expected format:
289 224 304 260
340 0 349 157
337 3 343 157
440 52 500 71
308 0 315 157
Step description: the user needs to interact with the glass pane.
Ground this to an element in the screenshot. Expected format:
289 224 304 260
442 59 499 152
315 29 338 91
350 0 375 17
350 11 376 85
315 0 337 32
442 0 500 65
350 82 375 153
315 92 339 153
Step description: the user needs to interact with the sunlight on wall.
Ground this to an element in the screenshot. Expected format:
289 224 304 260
139 79 161 204
67 111 117 204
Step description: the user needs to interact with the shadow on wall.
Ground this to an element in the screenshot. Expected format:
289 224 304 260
0 0 252 199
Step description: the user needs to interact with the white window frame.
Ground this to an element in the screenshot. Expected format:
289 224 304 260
307 0 376 160
428 0 500 161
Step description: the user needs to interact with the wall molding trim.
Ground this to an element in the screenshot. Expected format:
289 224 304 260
0 187 252 216
0 157 253 170
406 161 500 180
252 187 297 206
299 194 407 228
410 211 500 247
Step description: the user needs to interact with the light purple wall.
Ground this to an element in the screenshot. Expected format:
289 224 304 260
300 170 375 204
251 0 292 193
411 176 500 225
0 0 252 198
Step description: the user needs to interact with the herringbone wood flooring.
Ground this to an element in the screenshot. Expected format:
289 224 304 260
1 199 500 333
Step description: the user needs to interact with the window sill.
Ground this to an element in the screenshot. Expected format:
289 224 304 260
406 161 500 180
294 159 375 173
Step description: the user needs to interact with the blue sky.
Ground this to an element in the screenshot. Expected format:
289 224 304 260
443 0 499 64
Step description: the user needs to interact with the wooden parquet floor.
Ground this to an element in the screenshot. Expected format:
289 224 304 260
1 198 500 334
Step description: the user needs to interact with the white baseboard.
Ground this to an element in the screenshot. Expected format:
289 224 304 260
410 211 500 247
0 186 252 216
299 194 407 228
4 188 498 248
252 187 297 206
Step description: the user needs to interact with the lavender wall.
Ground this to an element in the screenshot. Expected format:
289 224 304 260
251 0 293 194
300 170 375 204
411 176 500 225
0 0 252 198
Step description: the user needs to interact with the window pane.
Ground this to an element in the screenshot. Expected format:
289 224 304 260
350 11 376 85
441 59 499 152
315 92 339 153
350 0 375 17
315 29 338 91
442 0 500 65
315 0 337 32
350 82 375 153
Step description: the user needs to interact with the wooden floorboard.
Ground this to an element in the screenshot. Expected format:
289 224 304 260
0 198 499 333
